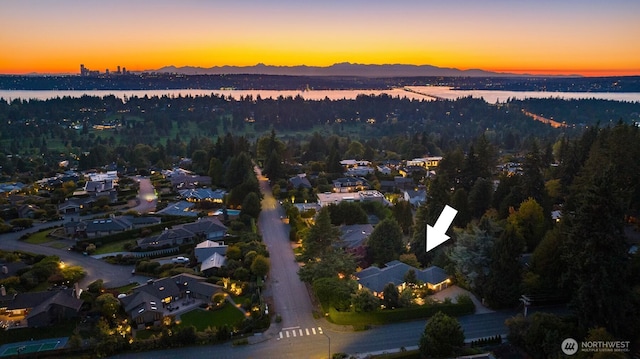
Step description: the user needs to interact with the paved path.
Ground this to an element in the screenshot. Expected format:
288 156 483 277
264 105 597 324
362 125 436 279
429 285 495 314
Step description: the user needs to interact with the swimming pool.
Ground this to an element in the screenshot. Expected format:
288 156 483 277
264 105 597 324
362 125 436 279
213 209 241 216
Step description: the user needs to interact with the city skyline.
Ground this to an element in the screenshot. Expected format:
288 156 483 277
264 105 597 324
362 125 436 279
1 0 639 76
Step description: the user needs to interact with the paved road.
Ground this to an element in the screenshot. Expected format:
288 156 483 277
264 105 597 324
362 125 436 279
256 167 317 330
109 309 521 359
0 221 134 288
130 176 157 214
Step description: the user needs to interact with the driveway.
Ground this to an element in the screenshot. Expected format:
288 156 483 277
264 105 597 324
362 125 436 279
429 285 494 314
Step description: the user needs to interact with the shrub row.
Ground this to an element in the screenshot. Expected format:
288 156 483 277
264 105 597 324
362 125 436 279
328 296 475 326
470 334 503 347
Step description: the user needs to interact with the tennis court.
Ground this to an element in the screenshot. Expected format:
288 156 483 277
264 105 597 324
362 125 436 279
0 338 67 357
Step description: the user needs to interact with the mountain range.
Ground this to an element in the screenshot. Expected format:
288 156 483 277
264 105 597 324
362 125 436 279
149 62 530 77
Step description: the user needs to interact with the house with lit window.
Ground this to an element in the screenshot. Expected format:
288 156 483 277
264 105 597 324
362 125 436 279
120 273 223 328
178 188 226 203
355 261 450 297
0 287 83 328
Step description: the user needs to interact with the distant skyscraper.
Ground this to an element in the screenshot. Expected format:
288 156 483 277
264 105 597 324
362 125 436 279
80 64 86 76
117 65 121 74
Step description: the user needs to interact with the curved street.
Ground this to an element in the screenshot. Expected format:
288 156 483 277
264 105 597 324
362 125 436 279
1 170 526 359
0 219 134 288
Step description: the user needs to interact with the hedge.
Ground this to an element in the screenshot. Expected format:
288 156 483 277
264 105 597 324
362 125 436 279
327 296 475 326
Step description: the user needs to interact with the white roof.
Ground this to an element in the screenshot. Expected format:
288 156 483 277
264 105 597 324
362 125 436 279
200 252 226 271
196 240 225 249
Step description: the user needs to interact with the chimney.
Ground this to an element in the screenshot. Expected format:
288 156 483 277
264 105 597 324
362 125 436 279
1 285 6 297
74 282 81 299
1 265 7 274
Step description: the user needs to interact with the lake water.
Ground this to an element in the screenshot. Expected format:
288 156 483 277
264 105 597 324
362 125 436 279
1 86 639 103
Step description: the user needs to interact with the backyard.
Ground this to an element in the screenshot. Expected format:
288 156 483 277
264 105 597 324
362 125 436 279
178 305 245 331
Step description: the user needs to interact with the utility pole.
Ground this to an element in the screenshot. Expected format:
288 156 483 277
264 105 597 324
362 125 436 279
520 295 531 317
321 331 331 359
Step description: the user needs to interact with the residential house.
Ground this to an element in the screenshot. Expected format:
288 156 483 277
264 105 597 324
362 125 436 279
406 156 443 168
345 166 375 177
288 174 312 190
178 188 226 203
155 201 198 217
358 190 385 204
403 188 427 207
169 173 212 189
376 165 392 175
17 204 39 219
64 215 161 238
317 190 387 207
332 177 369 193
339 224 373 262
137 216 227 250
199 253 227 275
0 182 25 195
0 288 83 328
398 165 427 178
355 261 450 296
58 197 94 214
120 273 223 328
194 240 228 263
84 179 115 193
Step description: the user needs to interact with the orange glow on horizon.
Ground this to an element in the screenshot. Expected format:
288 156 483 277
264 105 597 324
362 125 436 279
1 1 639 78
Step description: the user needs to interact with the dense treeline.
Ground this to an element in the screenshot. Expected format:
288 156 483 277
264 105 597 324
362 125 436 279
3 93 637 182
1 74 639 92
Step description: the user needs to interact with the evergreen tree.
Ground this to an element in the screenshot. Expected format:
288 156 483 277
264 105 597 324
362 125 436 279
382 283 400 309
392 200 414 234
302 208 340 260
468 178 493 219
562 164 635 337
419 312 465 357
367 217 404 265
484 223 524 308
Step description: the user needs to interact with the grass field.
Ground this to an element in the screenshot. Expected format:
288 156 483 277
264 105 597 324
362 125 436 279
178 305 245 331
93 239 133 254
24 229 54 244
0 321 76 345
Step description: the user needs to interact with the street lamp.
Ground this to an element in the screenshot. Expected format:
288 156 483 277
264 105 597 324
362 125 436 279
321 331 331 359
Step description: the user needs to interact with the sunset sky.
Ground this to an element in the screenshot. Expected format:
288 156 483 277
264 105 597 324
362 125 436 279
1 0 639 76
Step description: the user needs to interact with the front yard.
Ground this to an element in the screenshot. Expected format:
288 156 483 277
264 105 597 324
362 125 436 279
177 305 245 331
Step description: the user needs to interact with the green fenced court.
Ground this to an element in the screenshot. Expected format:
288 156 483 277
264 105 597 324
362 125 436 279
0 338 67 357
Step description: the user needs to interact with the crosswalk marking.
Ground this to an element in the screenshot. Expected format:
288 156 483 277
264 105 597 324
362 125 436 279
277 327 324 341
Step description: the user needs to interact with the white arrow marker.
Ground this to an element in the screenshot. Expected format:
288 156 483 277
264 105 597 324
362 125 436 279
426 205 458 252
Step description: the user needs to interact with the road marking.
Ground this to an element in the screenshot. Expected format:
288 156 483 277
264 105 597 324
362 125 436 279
278 327 324 340
282 326 300 331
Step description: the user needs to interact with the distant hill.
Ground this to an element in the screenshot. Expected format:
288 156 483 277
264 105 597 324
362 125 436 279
150 62 524 77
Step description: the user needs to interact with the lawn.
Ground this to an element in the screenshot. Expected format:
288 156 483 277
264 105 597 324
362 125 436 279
93 240 133 254
0 320 76 345
24 229 54 244
178 305 245 331
109 282 139 295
